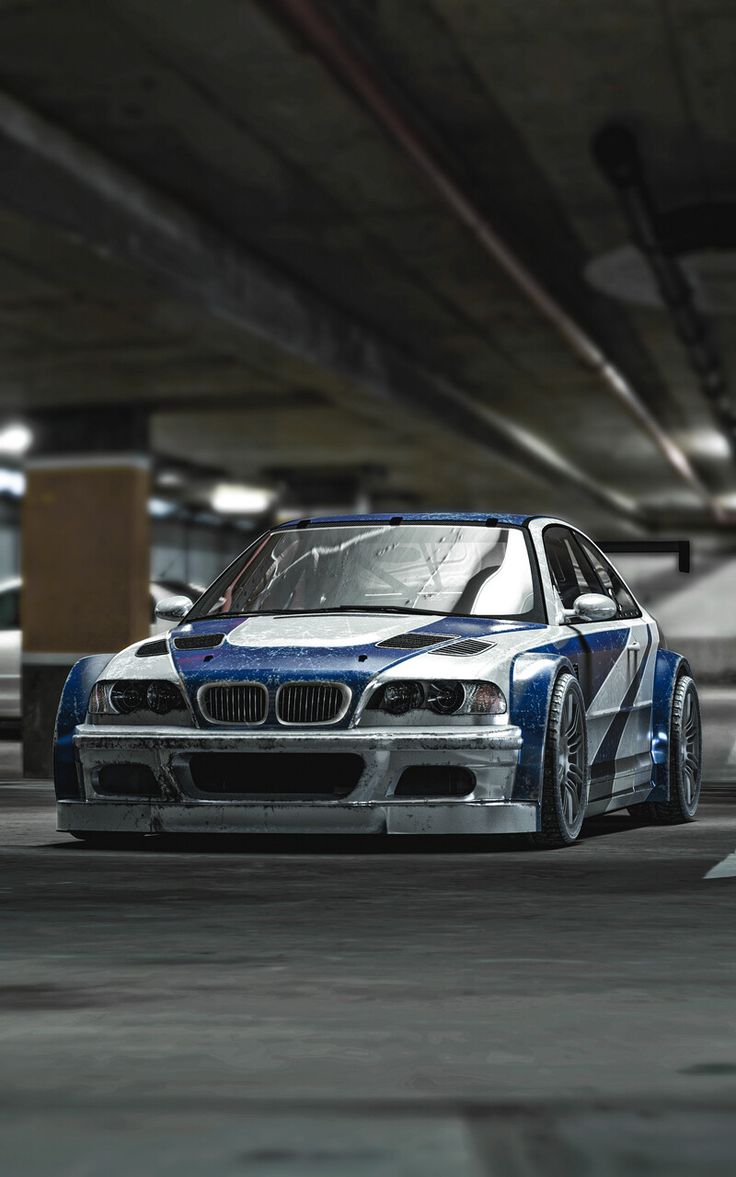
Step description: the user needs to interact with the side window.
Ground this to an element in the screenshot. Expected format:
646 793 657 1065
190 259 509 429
543 527 600 610
0 588 20 630
575 535 640 619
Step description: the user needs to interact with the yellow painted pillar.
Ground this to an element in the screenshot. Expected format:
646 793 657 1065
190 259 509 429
22 456 150 777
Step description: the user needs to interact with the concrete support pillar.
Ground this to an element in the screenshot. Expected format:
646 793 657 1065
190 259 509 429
22 454 150 777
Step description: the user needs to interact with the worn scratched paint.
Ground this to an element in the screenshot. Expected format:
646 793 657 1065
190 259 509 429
52 513 691 834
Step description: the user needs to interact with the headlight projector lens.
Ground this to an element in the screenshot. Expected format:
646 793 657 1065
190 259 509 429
146 681 183 714
426 680 465 715
381 681 425 715
110 681 146 714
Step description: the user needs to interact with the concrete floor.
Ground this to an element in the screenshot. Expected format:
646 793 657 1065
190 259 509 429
2 692 736 1175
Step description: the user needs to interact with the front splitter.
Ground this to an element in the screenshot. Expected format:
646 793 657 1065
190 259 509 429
58 798 538 836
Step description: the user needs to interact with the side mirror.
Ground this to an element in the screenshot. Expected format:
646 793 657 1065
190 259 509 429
567 592 617 623
155 595 193 623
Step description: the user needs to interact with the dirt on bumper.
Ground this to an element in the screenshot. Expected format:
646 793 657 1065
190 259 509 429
61 724 533 835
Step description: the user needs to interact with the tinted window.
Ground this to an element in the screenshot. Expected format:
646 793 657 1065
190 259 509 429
574 535 640 619
0 587 20 630
544 527 600 610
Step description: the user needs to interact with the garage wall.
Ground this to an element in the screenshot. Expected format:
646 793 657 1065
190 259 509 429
151 519 251 591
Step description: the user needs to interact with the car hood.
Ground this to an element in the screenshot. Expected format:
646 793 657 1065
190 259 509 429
167 612 545 723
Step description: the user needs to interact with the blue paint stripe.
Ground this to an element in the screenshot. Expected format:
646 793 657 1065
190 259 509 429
272 512 532 529
594 628 653 770
548 629 630 707
583 628 630 704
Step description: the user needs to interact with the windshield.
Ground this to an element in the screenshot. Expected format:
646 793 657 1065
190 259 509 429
191 523 542 621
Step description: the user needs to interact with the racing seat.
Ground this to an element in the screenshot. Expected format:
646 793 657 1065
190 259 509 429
546 549 581 609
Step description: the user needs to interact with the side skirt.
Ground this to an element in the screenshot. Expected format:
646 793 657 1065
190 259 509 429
585 783 654 817
589 751 652 801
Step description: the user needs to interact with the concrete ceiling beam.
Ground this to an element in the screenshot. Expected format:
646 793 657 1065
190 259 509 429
0 85 640 520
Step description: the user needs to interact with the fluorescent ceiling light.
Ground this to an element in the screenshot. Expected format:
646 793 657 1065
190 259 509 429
211 483 276 515
0 423 32 455
148 497 178 518
684 429 731 460
157 469 184 487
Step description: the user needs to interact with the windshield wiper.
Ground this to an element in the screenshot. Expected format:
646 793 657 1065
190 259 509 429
325 605 445 615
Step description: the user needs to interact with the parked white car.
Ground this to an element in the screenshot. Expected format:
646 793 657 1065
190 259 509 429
0 577 202 720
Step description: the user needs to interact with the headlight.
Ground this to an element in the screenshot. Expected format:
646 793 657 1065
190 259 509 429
381 681 426 715
426 681 465 715
369 680 506 717
111 681 146 715
146 681 184 714
88 680 186 717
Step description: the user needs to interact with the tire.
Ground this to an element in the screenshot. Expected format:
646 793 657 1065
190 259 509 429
69 831 148 848
635 674 702 825
532 672 589 848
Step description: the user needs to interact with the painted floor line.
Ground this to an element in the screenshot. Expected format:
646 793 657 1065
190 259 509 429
704 850 736 879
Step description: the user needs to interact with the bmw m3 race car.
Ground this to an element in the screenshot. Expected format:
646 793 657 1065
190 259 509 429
53 514 702 848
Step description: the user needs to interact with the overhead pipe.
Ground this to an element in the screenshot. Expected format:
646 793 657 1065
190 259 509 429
593 124 734 453
267 0 723 523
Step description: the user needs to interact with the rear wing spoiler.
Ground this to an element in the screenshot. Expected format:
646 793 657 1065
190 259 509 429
598 540 690 574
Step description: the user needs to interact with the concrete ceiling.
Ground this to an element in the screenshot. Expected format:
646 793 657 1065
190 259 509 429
0 0 733 534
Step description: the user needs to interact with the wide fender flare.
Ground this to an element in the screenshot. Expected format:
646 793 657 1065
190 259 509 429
649 649 691 802
509 651 578 802
53 654 114 799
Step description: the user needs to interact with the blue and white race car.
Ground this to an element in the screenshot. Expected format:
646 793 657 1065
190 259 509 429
53 514 702 848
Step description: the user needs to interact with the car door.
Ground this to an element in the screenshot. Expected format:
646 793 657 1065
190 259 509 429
573 532 654 797
543 526 644 801
0 585 21 719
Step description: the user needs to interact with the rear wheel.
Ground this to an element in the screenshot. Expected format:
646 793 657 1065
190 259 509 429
633 675 701 825
532 673 589 848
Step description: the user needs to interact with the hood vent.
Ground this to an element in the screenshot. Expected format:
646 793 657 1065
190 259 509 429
432 638 496 657
135 639 168 658
376 632 454 650
174 633 225 650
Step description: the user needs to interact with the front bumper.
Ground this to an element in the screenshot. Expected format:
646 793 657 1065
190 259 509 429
59 723 535 836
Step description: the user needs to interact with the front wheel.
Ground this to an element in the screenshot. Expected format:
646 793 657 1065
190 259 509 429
532 673 589 848
636 675 702 824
